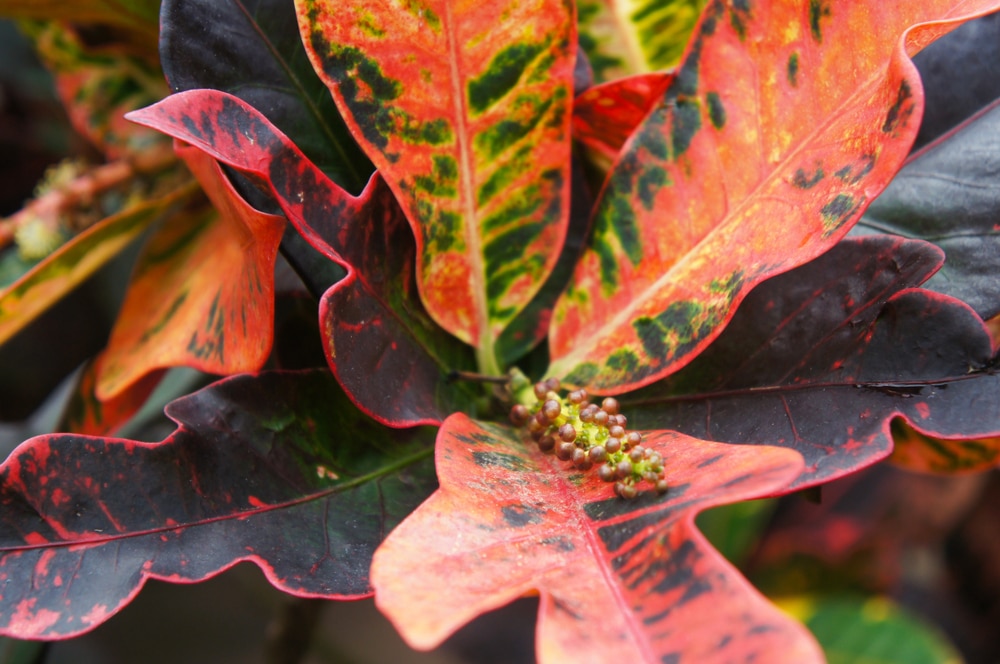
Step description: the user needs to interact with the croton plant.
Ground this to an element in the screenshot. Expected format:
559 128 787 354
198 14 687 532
1 0 999 661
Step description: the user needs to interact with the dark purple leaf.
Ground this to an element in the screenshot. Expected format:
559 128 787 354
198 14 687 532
626 236 1000 488
0 370 436 639
160 0 372 192
858 100 1000 320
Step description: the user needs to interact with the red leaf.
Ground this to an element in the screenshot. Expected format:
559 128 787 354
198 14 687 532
626 236 1000 486
59 361 164 437
372 414 820 662
128 91 481 426
0 370 436 639
549 0 1000 393
297 0 576 363
95 144 285 398
572 72 672 171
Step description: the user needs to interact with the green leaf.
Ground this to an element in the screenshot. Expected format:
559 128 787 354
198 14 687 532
778 594 963 664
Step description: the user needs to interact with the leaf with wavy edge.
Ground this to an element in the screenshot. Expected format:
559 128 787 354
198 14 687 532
0 370 437 639
95 144 285 399
127 90 479 426
857 98 1000 321
160 0 372 192
625 236 1000 488
296 0 575 367
549 0 1000 394
372 413 820 663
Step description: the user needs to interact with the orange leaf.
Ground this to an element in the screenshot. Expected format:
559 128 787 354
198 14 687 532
297 0 575 365
95 144 285 399
372 414 820 663
549 0 1000 393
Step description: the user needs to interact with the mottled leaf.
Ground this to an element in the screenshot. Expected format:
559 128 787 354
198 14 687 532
297 0 575 363
127 90 480 426
577 0 704 82
0 181 198 348
888 419 1000 474
95 144 285 399
22 19 168 159
372 414 820 663
857 99 1000 320
625 236 1000 488
549 0 1000 393
0 370 436 639
572 72 671 172
160 0 372 191
318 175 481 426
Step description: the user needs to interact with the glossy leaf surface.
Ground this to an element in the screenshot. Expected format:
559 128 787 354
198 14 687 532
160 0 372 192
858 99 1000 320
127 90 480 426
96 144 285 399
572 72 671 172
372 414 820 663
0 370 437 639
549 0 1000 393
297 0 575 358
577 0 704 82
0 182 197 348
626 236 1000 488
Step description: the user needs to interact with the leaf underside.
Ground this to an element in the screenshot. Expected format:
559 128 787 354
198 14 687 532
372 414 822 663
549 0 1000 393
0 370 437 639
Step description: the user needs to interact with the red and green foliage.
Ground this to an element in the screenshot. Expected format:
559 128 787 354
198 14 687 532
1 0 1000 661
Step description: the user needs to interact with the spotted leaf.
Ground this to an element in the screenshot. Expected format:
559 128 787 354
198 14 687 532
127 90 481 426
549 0 1000 393
625 236 1000 487
372 414 820 663
296 0 575 365
95 144 285 399
0 370 437 639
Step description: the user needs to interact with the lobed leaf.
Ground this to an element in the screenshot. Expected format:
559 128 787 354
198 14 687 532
296 0 575 362
372 414 821 663
95 144 285 399
0 182 198 348
127 90 480 426
0 370 437 639
857 99 1000 320
625 236 1000 487
549 0 1000 393
159 0 372 192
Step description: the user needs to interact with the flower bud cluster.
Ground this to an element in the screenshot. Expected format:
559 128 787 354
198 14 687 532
510 378 668 499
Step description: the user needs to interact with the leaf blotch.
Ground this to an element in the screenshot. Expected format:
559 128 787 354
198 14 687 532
792 166 823 189
468 43 545 115
671 98 702 157
787 52 799 87
501 504 544 527
820 193 861 235
472 451 531 471
882 80 915 134
809 0 831 43
705 91 725 130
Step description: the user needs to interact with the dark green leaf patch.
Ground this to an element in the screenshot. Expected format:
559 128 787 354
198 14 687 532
472 450 532 471
820 193 861 235
882 80 915 134
787 52 800 87
402 0 441 31
672 97 703 157
809 0 831 43
561 361 600 388
706 91 726 129
792 166 824 189
468 42 546 115
728 0 752 40
633 299 722 364
474 94 556 161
